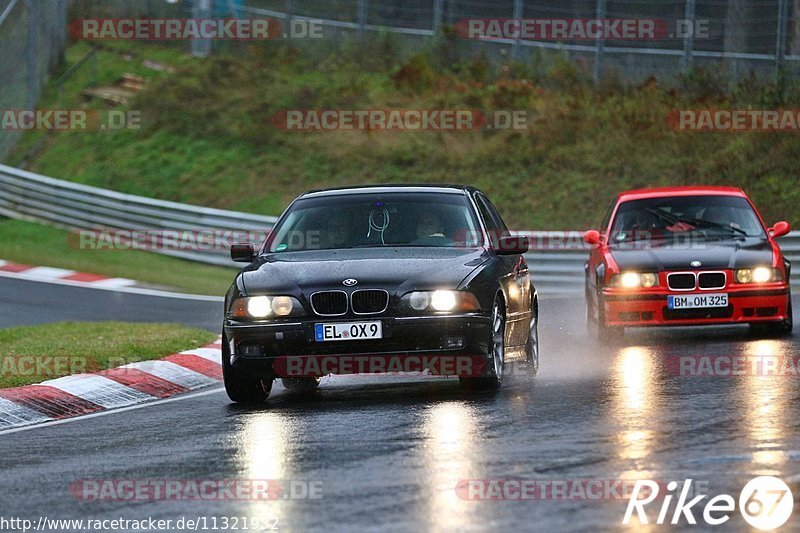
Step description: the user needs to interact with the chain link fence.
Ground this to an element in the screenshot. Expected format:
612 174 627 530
237 0 800 81
0 0 68 161
53 1 800 81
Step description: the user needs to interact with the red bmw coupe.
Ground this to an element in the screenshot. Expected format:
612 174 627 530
584 186 793 340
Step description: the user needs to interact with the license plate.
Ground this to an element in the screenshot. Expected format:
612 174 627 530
315 321 382 342
667 293 728 309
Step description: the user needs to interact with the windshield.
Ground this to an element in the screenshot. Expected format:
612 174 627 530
609 195 766 244
267 192 481 252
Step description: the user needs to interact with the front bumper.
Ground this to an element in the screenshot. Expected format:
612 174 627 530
601 285 790 327
223 314 492 377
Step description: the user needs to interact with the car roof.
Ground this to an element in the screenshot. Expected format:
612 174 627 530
300 184 476 198
618 186 747 202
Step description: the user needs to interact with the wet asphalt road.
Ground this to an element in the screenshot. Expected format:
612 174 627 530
1 278 799 532
0 276 222 331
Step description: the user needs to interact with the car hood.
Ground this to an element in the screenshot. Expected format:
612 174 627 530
240 247 489 295
609 238 774 271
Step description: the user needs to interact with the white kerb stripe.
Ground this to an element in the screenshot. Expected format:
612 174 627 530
0 397 53 429
122 361 217 389
42 374 154 409
21 266 77 279
179 348 220 363
89 278 137 288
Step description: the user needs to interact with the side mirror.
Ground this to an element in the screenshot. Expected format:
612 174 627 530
769 221 791 238
496 234 530 255
231 242 256 262
583 230 601 246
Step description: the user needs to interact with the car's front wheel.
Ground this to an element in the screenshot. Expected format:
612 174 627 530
586 292 623 345
222 334 273 403
460 294 505 391
524 297 539 376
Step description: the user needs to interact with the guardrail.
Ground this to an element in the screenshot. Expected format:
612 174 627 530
0 164 277 267
0 164 798 293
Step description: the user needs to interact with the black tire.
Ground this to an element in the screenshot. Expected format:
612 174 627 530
460 293 505 391
222 334 272 403
281 377 321 392
524 296 539 377
586 291 623 345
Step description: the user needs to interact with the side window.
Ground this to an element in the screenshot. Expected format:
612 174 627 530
600 199 616 233
475 194 509 248
475 194 500 234
483 196 510 235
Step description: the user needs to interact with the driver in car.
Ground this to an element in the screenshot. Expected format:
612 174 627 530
417 211 444 238
413 210 451 246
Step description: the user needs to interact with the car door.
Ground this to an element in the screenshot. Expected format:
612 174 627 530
475 193 531 349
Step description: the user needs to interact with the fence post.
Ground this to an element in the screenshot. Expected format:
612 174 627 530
776 0 789 77
432 0 443 34
25 0 39 109
682 0 695 72
357 0 367 40
191 0 211 58
511 0 523 59
57 0 67 65
593 0 606 83
285 0 294 27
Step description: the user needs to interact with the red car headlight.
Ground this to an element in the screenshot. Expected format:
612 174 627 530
609 272 658 288
734 267 782 284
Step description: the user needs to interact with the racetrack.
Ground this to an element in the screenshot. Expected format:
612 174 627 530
0 276 222 331
1 278 799 531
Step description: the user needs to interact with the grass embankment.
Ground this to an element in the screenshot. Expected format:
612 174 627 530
0 322 215 388
0 219 237 295
9 36 800 231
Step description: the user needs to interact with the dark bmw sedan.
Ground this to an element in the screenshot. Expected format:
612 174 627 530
222 185 539 402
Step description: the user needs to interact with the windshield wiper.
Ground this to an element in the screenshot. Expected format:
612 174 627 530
679 216 749 237
644 208 748 237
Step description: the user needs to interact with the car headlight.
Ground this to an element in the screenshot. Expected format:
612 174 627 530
230 295 305 319
610 272 658 288
399 290 481 314
735 267 780 284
